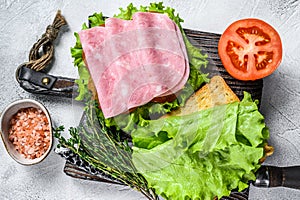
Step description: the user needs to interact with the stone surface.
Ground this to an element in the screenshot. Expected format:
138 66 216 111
0 0 300 199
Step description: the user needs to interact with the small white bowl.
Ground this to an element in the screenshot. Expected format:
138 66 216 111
0 99 53 165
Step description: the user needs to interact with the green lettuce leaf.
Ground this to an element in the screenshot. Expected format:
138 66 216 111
88 12 105 27
70 14 105 100
132 92 269 200
70 2 209 130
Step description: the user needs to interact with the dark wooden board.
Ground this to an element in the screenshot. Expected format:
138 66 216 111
54 29 264 200
19 28 264 200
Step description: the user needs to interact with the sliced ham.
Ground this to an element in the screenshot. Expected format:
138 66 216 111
79 12 189 118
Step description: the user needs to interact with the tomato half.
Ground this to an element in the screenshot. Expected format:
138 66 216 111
218 18 282 81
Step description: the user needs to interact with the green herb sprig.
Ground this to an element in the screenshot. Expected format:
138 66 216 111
55 99 158 200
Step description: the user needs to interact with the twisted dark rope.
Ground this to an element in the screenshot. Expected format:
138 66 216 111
24 10 67 71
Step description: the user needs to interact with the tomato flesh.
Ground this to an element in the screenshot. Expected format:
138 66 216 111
218 19 282 81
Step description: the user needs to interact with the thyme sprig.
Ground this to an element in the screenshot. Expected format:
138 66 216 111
55 99 158 200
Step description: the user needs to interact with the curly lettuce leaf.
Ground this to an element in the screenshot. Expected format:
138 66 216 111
132 92 269 200
70 32 89 100
114 3 139 20
70 14 105 100
89 12 105 27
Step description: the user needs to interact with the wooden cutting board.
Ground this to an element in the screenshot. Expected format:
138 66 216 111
18 28 263 200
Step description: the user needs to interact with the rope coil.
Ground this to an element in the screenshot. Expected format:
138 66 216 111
23 10 67 71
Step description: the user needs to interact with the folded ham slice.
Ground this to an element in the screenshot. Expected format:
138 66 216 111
79 12 189 118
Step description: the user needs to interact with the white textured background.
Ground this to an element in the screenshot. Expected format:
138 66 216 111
0 0 300 199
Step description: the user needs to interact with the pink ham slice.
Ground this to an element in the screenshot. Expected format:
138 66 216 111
79 12 189 118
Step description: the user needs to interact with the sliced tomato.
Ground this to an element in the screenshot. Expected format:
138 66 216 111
218 18 282 81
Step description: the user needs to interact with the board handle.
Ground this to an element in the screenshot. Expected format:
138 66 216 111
254 165 300 189
16 65 77 98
